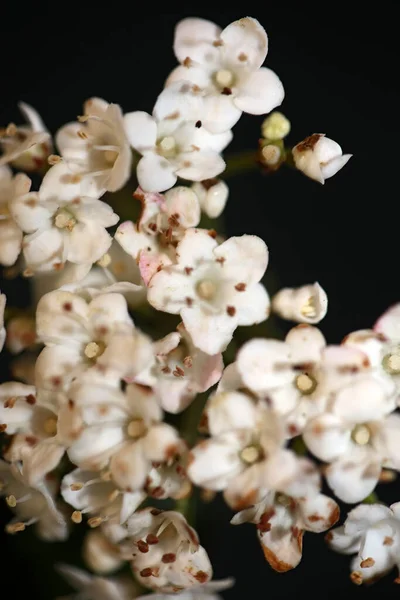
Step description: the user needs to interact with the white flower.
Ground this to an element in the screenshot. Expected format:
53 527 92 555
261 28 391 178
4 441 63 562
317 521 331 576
0 166 25 266
303 377 399 503
188 393 298 510
56 97 132 193
0 292 5 351
34 289 152 394
167 17 284 133
124 83 230 192
272 282 328 324
136 578 234 600
61 468 145 526
83 529 124 575
231 478 339 572
116 185 201 285
0 103 51 171
292 134 352 184
57 564 138 600
148 229 270 354
326 503 400 584
0 459 67 540
123 507 212 592
144 451 191 501
137 322 223 414
11 162 119 274
191 179 228 219
6 315 37 354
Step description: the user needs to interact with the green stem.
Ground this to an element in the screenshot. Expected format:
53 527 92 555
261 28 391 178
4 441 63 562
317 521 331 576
222 150 259 178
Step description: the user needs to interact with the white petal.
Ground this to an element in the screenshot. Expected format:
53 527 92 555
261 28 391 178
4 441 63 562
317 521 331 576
235 67 284 115
22 441 64 486
111 440 149 491
374 303 400 340
142 423 182 462
23 227 64 271
0 219 22 266
237 338 292 392
224 463 265 510
68 425 125 470
321 154 352 179
173 17 221 64
123 111 157 151
234 283 270 326
136 153 177 193
214 234 269 285
258 504 303 572
36 290 89 345
35 345 83 392
303 414 351 462
175 150 225 182
332 377 394 423
326 448 381 503
115 221 154 260
344 503 393 536
164 186 201 228
18 102 48 133
299 493 340 533
205 391 257 436
326 525 361 554
220 17 268 70
355 523 397 582
202 95 242 134
181 305 236 354
176 227 218 265
148 267 193 314
285 324 326 362
374 413 400 469
10 191 50 233
40 161 103 203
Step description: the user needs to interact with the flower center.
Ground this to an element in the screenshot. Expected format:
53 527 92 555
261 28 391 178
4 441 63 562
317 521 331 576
196 279 217 301
240 445 262 464
104 149 118 164
215 69 234 88
0 203 10 219
276 493 292 507
351 424 371 445
54 209 76 231
300 296 317 319
382 352 400 374
127 419 147 438
43 417 58 435
294 372 317 395
84 341 106 359
157 136 177 158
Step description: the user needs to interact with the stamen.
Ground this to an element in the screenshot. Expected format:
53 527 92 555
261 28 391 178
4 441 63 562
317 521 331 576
294 372 317 395
54 211 76 231
215 69 234 88
240 445 261 464
300 296 317 318
159 136 176 152
127 419 147 438
43 417 58 435
6 521 26 534
382 352 400 374
71 511 83 523
84 341 105 359
351 424 371 446
196 279 217 300
6 495 17 508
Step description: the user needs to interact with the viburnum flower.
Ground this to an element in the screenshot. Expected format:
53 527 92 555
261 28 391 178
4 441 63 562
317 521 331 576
272 282 328 324
137 322 223 414
0 166 26 267
56 97 132 193
115 186 201 285
231 463 339 572
10 162 119 274
57 564 139 600
34 289 152 395
0 381 64 485
188 392 297 510
124 82 230 192
148 229 270 354
191 179 229 219
123 507 212 592
144 451 191 501
61 468 145 527
0 459 67 539
292 134 352 184
303 377 399 502
166 17 285 133
0 292 5 351
0 103 51 171
326 503 400 585
83 529 124 575
5 314 37 354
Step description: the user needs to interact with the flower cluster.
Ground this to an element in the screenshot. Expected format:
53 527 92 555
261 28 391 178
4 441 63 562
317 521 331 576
1 14 395 600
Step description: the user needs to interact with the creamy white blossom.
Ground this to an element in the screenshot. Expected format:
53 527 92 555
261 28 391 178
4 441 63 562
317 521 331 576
167 17 284 133
56 97 132 193
0 166 25 266
83 529 124 575
148 229 270 354
5 315 37 354
191 179 228 218
292 134 352 184
327 503 400 584
272 282 328 324
124 83 230 192
0 103 51 171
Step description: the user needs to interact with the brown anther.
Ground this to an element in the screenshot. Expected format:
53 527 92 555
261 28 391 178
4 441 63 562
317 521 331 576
0 424 7 432
77 115 89 122
183 57 192 67
183 356 193 368
185 297 193 307
379 469 397 483
184 266 193 275
22 268 34 277
168 213 180 227
6 495 17 508
235 283 246 292
165 110 181 120
360 558 375 568
6 123 17 136
150 486 165 498
4 397 17 409
70 483 84 491
162 553 177 563
150 508 163 516
383 536 394 546
146 534 159 545
216 256 225 264
52 262 64 271
183 160 192 168
63 302 73 312
161 366 171 374
238 52 248 61
195 120 202 128
88 516 103 528
137 540 149 553
221 87 232 95
48 154 62 165
77 130 88 140
173 366 185 377
350 571 363 585
25 435 37 446
213 39 223 47
68 398 75 409
208 229 217 238
139 568 153 577
226 306 236 317
148 222 157 232
26 394 36 405
194 571 208 583
71 511 82 523
6 522 26 534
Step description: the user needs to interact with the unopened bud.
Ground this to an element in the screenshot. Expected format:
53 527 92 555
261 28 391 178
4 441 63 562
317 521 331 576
272 282 328 324
262 111 291 140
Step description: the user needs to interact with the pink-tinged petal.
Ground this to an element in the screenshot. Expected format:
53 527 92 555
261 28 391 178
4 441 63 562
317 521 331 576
176 227 218 265
374 303 400 341
258 504 303 572
136 153 177 193
10 191 50 233
202 94 242 134
181 305 236 354
214 235 269 285
138 249 173 286
374 413 400 469
217 362 242 392
148 266 193 314
285 324 326 363
234 283 270 326
326 448 381 503
68 425 125 470
164 186 201 229
0 219 22 266
303 414 351 462
224 463 265 510
235 67 284 115
21 441 64 486
205 391 258 436
221 17 268 70
156 377 192 414
36 290 89 345
326 525 361 554
111 440 149 491
188 432 247 490
35 345 84 392
65 222 113 264
123 111 157 151
173 17 222 64
142 423 182 462
191 348 224 393
115 221 156 260
332 377 394 423
342 329 386 369
23 227 64 272
299 493 339 533
237 338 292 392
175 150 226 182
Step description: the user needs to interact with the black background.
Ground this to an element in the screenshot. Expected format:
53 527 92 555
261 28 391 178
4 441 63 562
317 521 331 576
1 3 400 598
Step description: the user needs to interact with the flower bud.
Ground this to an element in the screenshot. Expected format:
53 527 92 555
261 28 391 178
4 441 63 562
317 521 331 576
272 282 328 324
83 529 123 575
292 134 351 184
261 111 291 140
192 179 229 219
